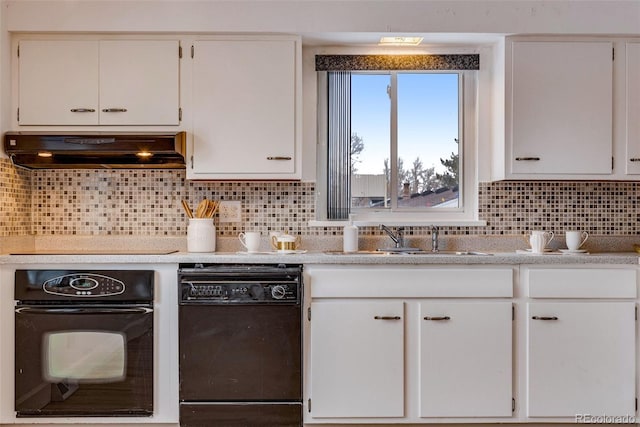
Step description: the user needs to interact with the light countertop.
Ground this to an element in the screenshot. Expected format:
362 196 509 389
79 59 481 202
0 250 638 265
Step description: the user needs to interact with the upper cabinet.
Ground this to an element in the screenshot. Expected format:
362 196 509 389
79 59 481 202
18 39 180 126
506 40 614 178
625 42 640 174
188 37 302 180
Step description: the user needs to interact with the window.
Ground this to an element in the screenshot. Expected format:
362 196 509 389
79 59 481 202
316 54 480 224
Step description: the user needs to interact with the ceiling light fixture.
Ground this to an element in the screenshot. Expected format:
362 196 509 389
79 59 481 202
37 152 53 158
378 36 424 46
136 151 153 158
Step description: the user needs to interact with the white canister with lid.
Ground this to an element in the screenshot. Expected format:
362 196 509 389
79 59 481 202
187 218 216 252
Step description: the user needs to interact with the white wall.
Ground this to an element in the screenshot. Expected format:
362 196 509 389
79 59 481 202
4 1 640 34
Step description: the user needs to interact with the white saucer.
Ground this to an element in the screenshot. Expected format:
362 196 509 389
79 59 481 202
559 249 588 254
276 249 307 254
516 249 558 255
524 248 552 252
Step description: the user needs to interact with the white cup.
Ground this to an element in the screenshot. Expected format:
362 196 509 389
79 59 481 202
565 230 588 251
528 230 554 253
239 231 261 252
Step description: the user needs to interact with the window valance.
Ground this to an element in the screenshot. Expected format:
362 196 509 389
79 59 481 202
315 54 479 71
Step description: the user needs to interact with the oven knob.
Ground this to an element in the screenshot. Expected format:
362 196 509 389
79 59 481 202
271 285 287 300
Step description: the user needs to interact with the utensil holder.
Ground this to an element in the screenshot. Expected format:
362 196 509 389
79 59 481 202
187 218 216 252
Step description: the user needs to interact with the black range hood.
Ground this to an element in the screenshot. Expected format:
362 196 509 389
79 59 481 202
4 131 186 169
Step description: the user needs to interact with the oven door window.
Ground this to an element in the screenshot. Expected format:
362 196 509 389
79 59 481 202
44 331 126 383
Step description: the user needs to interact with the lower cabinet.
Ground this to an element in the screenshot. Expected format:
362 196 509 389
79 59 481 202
527 302 636 417
524 267 638 420
419 302 513 418
309 301 405 418
306 266 515 423
306 265 640 424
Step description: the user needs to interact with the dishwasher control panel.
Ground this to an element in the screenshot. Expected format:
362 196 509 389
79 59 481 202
178 264 302 304
181 281 299 303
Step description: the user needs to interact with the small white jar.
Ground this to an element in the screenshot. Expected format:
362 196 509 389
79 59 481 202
187 218 216 252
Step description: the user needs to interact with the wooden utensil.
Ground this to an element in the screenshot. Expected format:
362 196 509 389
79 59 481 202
195 199 209 218
181 200 194 218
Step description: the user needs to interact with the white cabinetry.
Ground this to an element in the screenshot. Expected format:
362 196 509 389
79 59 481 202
507 40 613 177
306 266 514 424
310 301 404 418
524 267 637 419
419 302 512 418
189 37 301 180
18 39 180 126
625 42 640 174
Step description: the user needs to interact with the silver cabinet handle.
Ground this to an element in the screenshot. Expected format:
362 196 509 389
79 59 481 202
424 316 451 321
70 108 96 113
532 316 558 321
374 316 401 320
267 156 292 160
515 157 541 161
630 158 640 162
102 108 128 113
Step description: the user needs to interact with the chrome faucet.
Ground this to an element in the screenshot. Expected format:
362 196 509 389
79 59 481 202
380 224 405 248
431 225 439 252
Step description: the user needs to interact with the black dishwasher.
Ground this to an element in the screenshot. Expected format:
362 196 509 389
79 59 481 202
178 264 302 427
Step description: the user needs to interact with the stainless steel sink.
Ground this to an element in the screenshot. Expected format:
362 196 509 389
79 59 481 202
324 250 492 256
324 250 387 255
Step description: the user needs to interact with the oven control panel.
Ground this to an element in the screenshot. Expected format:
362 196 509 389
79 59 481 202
43 273 125 297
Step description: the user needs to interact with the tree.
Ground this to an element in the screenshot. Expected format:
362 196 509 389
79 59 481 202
383 157 410 194
409 157 425 194
350 133 365 173
436 138 459 188
422 165 437 192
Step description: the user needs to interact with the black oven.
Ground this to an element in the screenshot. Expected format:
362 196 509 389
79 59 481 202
178 264 302 427
14 270 154 417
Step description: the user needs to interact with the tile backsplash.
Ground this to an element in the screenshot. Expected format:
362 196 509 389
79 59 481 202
0 160 31 236
1 158 639 238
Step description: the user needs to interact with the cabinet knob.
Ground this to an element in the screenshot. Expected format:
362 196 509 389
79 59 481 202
630 158 640 162
515 157 541 161
374 316 401 320
70 108 96 113
424 316 451 321
102 108 128 113
531 316 558 321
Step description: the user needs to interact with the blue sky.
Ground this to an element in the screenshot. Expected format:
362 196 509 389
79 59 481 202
351 72 459 175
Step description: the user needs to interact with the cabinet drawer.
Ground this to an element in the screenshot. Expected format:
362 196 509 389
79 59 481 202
526 268 637 298
307 266 513 298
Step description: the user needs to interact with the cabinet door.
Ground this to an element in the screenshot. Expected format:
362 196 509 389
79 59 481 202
99 40 180 125
191 39 298 178
18 40 99 125
419 302 512 417
310 301 404 418
626 42 640 174
509 41 613 175
527 302 636 417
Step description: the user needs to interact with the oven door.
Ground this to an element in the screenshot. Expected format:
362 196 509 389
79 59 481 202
15 305 153 417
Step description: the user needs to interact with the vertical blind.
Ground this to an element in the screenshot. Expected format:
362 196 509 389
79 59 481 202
327 71 351 220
